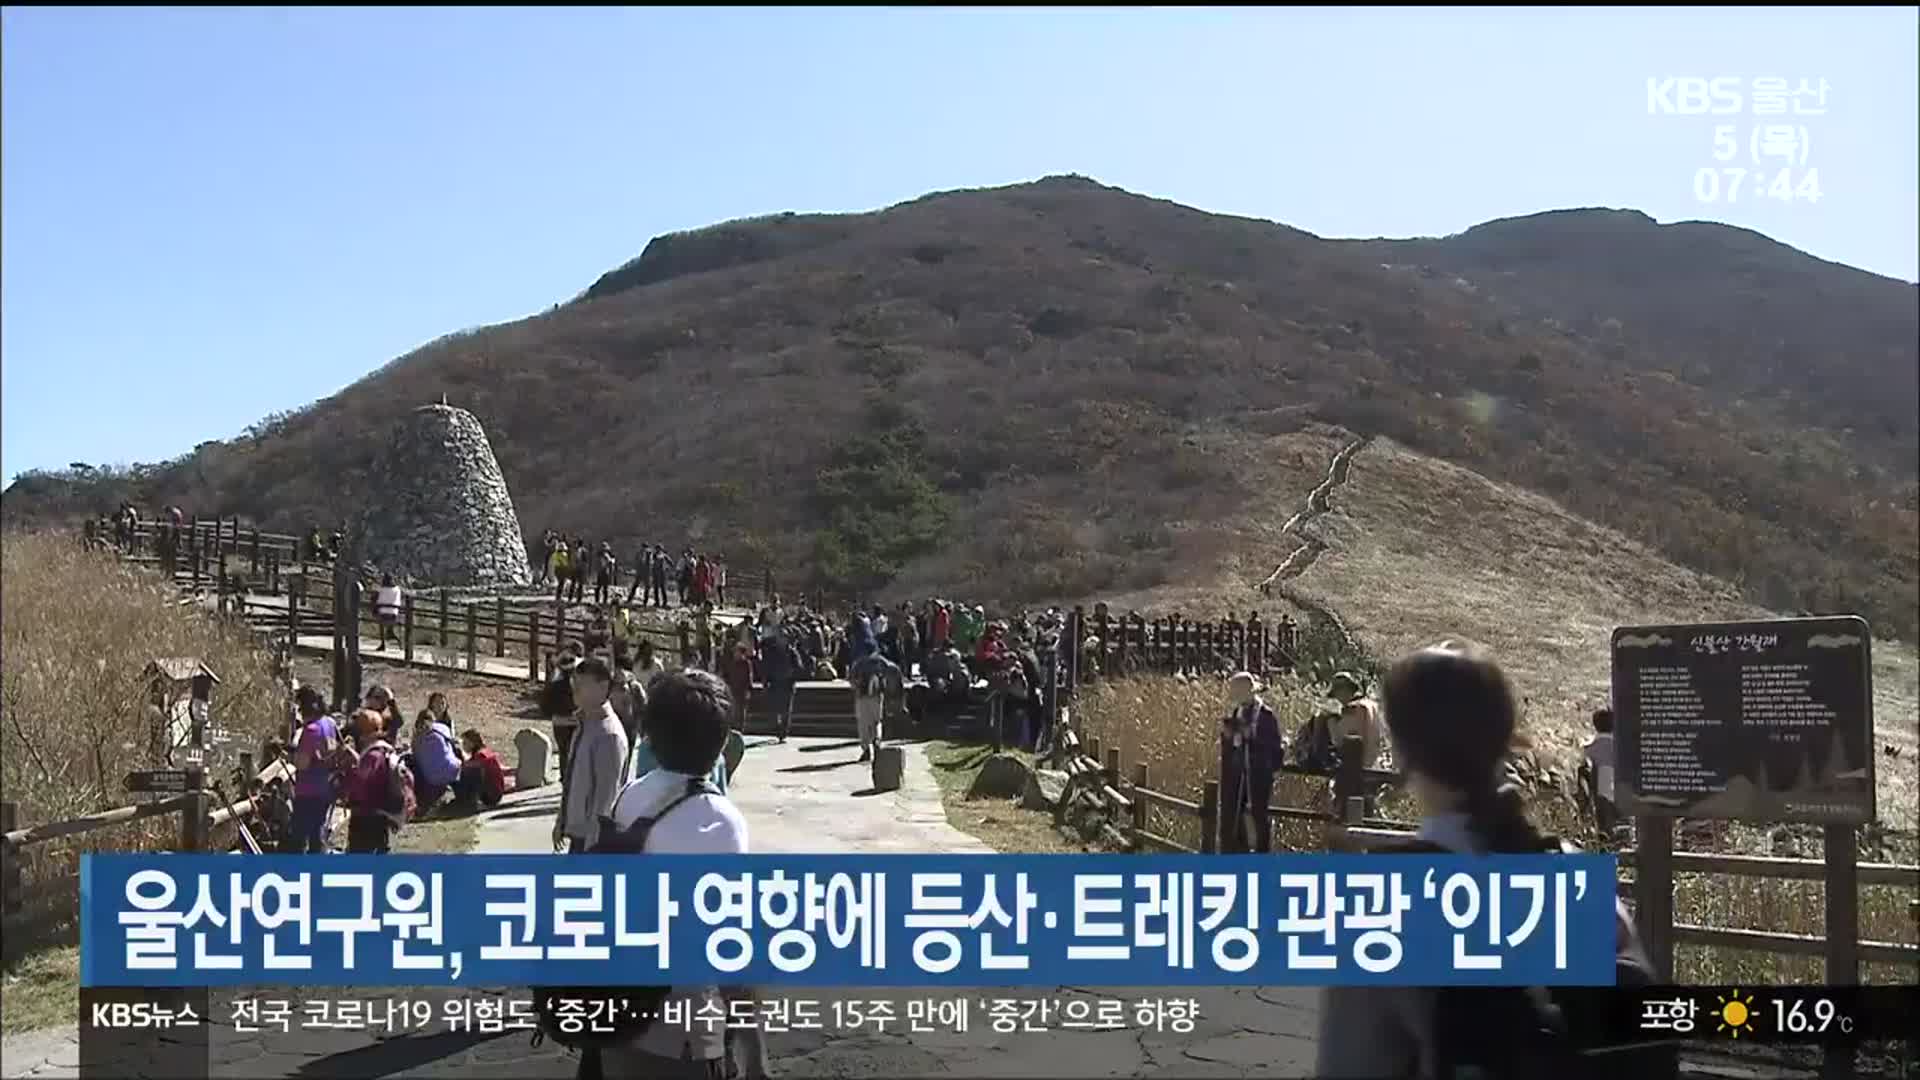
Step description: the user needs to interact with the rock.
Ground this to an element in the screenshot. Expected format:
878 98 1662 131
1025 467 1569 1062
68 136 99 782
513 728 558 789
1020 768 1070 811
351 404 534 588
967 753 1033 800
870 746 904 792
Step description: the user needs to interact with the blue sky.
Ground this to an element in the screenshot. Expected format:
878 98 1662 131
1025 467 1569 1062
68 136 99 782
4 7 1915 484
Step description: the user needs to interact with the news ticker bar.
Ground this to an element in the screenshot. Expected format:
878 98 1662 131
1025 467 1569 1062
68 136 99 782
81 986 1916 1048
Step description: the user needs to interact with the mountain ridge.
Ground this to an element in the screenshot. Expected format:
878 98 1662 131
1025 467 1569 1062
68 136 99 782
6 175 1914 640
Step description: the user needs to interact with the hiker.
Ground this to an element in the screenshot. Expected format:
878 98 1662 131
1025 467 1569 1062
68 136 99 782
721 634 755 731
714 558 728 607
637 541 660 599
408 697 463 810
634 638 666 683
553 657 631 853
339 708 413 853
1330 671 1384 769
570 539 589 603
759 628 803 743
1315 640 1660 1080
1219 671 1284 854
849 649 901 763
373 573 403 650
544 650 581 773
450 730 508 809
285 686 341 853
551 540 572 604
610 656 648 748
594 542 617 607
601 669 760 1079
364 684 405 744
1581 707 1618 833
648 544 670 608
676 548 695 606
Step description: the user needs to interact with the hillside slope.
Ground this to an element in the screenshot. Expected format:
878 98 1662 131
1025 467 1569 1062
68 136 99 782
5 177 1915 639
1280 435 1918 829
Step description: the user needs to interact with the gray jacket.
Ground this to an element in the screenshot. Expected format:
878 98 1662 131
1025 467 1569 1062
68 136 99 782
560 705 630 848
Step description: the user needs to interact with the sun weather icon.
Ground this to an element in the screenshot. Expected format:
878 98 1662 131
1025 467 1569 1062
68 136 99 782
1713 989 1757 1038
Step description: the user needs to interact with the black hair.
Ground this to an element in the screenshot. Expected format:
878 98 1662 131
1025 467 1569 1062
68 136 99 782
637 639 655 659
1592 707 1614 734
572 656 613 687
1381 640 1549 854
295 685 327 717
642 669 732 775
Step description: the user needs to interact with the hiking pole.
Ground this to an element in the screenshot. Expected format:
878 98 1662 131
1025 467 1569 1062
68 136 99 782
211 781 264 855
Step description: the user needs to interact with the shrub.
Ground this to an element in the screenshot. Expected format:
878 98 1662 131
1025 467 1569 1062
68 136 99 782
0 531 284 951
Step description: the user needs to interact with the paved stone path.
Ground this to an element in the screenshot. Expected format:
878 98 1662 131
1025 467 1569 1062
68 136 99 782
1 739 1323 1079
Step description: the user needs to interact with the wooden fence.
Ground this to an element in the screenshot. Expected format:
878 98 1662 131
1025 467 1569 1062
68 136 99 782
1059 604 1305 689
235 583 714 683
1049 694 1918 997
107 516 804 608
1 760 287 936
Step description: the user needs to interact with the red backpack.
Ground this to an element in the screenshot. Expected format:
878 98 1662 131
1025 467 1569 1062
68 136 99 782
350 741 416 827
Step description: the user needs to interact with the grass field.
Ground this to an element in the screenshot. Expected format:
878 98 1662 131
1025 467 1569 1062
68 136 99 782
1067 672 1919 987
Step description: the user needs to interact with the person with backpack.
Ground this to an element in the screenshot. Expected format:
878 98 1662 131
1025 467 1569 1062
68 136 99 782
758 628 802 743
1581 707 1619 833
339 709 414 853
1219 671 1284 853
596 670 760 1080
552 657 630 853
569 539 590 603
285 686 341 853
1314 640 1662 1080
848 649 901 764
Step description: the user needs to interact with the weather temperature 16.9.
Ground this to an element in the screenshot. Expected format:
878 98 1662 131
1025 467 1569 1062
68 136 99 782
1769 995 1851 1037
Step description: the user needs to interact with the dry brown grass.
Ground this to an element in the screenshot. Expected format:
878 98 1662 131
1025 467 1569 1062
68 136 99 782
1284 436 1920 831
1 531 287 1032
1075 671 1918 986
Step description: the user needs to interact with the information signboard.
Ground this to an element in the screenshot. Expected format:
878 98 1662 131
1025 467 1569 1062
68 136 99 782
1611 615 1874 825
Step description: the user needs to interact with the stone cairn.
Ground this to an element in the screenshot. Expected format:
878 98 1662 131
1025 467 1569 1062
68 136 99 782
352 403 533 589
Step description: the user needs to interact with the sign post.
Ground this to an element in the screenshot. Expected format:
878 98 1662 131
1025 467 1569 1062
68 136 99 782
1612 614 1874 1079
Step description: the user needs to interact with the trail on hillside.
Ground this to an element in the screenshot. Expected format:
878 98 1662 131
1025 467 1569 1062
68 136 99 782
1257 434 1373 660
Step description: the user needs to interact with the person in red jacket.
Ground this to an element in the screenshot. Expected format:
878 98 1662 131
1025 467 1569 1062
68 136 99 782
931 600 953 648
451 730 507 808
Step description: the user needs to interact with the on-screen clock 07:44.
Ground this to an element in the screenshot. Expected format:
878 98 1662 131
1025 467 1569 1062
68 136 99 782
1692 167 1822 204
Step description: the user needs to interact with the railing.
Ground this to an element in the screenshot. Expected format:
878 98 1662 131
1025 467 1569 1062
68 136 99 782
1 760 287 933
1054 692 1919 994
107 516 808 608
1048 723 1409 854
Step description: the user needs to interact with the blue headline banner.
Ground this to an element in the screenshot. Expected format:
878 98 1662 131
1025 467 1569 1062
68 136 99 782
80 853 1618 988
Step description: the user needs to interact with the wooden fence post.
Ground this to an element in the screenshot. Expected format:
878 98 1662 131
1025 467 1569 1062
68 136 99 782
266 549 279 595
249 529 261 578
403 594 415 663
528 611 542 681
465 603 478 673
1823 824 1861 1080
494 597 507 658
179 767 210 852
1199 780 1219 854
1104 747 1120 790
1131 764 1148 840
287 586 302 644
1634 815 1676 981
438 589 450 650
1089 736 1102 768
1 802 18 917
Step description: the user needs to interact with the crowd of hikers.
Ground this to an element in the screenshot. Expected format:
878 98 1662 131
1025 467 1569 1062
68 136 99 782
537 531 733 609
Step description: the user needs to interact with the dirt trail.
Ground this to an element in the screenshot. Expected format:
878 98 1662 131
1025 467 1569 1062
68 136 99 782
1256 435 1372 659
